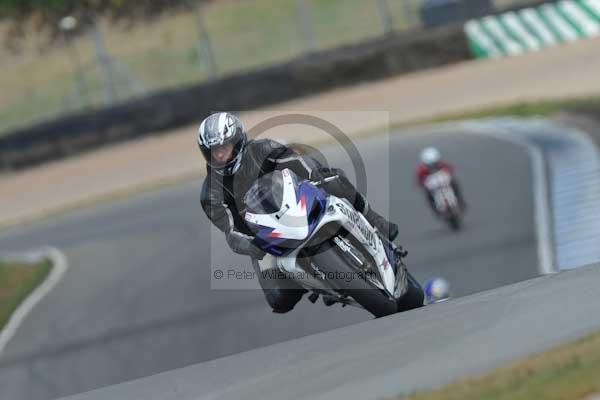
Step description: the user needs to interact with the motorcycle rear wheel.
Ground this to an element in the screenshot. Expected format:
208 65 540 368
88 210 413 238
448 214 462 231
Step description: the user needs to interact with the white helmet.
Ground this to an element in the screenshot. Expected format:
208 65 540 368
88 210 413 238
420 147 441 167
197 112 247 176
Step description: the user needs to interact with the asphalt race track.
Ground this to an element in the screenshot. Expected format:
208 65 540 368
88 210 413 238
63 263 600 400
0 125 539 399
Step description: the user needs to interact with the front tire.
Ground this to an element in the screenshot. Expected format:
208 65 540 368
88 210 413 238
396 271 424 312
310 243 398 318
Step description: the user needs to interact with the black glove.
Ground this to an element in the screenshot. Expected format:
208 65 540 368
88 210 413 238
226 231 266 260
310 167 345 183
394 245 408 258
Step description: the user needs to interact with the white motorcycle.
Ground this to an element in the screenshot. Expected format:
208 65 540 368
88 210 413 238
242 168 424 318
423 169 463 231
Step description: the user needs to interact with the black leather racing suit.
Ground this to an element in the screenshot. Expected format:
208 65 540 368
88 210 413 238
200 139 370 313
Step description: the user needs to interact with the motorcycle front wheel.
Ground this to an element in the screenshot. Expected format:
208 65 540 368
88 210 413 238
396 271 425 312
310 241 399 318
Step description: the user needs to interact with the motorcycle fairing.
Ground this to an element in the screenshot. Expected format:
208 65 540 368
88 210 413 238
245 169 327 257
247 169 398 297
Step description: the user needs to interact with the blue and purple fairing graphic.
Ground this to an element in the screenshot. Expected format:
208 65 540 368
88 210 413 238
251 173 328 257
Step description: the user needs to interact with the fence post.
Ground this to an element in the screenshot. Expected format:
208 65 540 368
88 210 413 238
90 20 117 104
402 0 416 29
59 16 89 108
192 1 218 79
459 0 469 21
377 0 394 34
295 0 315 53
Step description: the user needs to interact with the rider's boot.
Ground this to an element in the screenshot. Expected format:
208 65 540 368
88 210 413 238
365 208 399 243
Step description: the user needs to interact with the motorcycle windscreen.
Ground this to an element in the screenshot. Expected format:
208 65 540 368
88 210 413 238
243 169 326 256
243 170 285 220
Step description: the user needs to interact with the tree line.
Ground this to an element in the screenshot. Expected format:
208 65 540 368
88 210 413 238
0 0 211 20
0 0 211 49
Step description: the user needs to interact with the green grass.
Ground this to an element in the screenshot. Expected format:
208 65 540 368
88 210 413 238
388 95 600 130
402 329 600 400
0 0 541 136
0 0 528 135
0 0 419 134
0 259 52 330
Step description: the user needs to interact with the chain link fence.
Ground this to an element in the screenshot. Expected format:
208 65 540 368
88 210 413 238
0 0 530 134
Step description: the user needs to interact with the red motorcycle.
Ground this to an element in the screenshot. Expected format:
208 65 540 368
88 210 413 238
423 169 463 231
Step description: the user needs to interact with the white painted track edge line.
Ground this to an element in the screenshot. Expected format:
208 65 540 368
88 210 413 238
458 120 557 275
0 246 69 357
529 145 556 274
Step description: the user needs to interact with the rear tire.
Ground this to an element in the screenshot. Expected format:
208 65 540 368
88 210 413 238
448 214 462 231
310 243 398 318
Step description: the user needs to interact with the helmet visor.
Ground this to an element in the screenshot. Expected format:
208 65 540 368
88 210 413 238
208 143 235 168
201 135 244 170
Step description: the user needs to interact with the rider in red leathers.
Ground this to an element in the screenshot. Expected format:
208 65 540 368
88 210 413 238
416 147 465 214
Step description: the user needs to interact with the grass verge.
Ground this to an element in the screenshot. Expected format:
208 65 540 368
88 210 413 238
390 95 600 131
0 0 528 134
0 259 52 331
0 0 424 134
403 329 600 400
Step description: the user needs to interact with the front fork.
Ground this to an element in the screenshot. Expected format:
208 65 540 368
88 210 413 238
377 232 410 300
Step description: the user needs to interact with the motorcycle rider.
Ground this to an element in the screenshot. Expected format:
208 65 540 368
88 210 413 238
199 112 399 313
416 147 465 213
